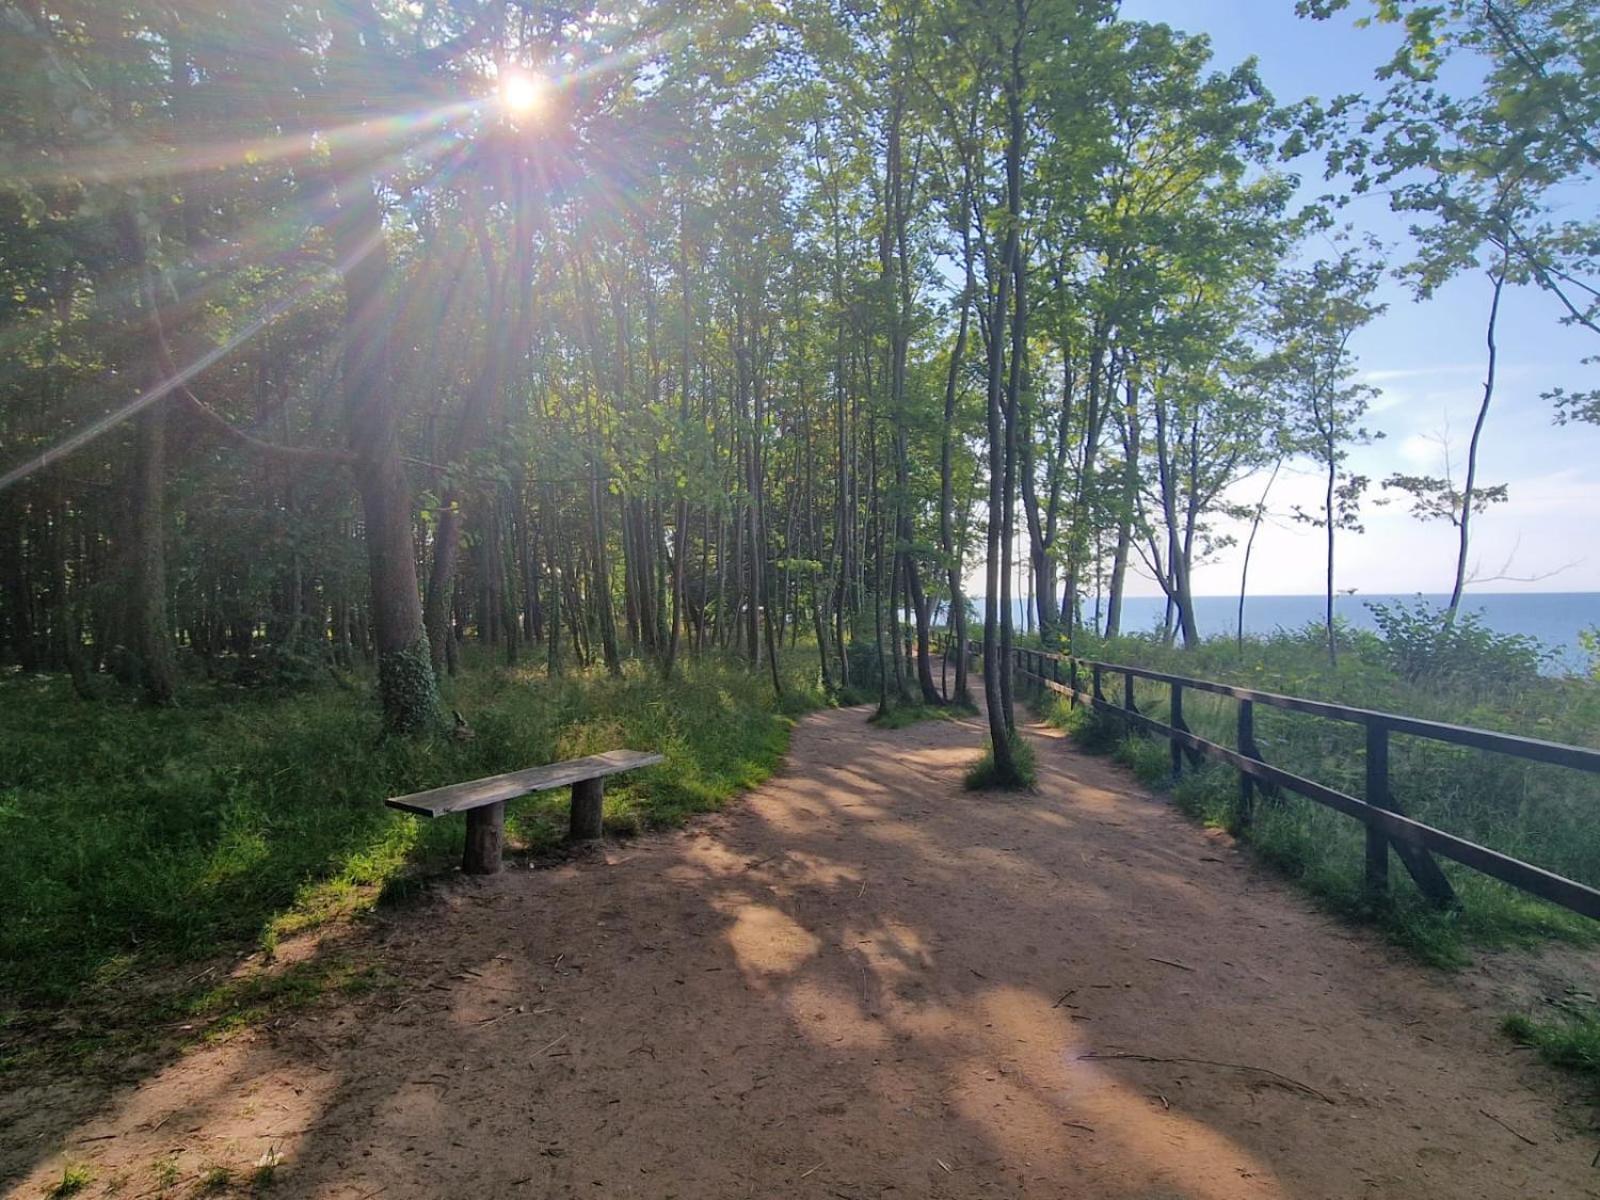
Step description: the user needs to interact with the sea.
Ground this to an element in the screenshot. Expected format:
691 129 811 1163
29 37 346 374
1007 593 1599 675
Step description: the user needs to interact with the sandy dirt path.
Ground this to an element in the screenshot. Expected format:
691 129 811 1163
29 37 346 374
4 701 1596 1198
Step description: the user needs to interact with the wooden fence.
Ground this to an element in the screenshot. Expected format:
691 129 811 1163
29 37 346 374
960 641 1600 921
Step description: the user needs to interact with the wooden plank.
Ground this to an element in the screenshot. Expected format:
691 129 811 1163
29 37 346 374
386 749 665 818
1055 657 1600 772
1364 721 1391 897
1139 713 1600 921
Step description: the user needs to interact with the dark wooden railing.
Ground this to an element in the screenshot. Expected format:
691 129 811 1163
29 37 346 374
958 640 1600 922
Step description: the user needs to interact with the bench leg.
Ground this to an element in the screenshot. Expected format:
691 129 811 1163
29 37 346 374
463 801 505 875
570 777 604 841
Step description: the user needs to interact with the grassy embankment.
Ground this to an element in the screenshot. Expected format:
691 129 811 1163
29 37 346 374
0 647 830 1066
1026 619 1600 1086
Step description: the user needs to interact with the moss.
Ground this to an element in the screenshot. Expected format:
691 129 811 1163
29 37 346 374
377 637 443 736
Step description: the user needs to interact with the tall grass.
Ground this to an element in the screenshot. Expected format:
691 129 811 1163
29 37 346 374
0 648 829 1014
1031 622 1600 967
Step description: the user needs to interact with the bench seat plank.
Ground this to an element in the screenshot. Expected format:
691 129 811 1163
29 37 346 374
385 749 665 818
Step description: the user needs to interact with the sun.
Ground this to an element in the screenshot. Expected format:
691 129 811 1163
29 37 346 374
497 68 549 119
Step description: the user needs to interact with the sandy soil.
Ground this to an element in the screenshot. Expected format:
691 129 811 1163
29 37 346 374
4 701 1597 1199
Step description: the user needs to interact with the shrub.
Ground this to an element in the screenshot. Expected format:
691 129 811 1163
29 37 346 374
1365 597 1548 685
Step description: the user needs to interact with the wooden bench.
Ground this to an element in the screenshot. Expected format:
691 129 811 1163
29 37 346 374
385 749 665 875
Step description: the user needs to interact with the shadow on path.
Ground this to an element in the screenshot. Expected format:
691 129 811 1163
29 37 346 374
4 698 1595 1198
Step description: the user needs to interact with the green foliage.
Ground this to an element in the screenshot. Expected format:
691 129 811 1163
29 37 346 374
376 639 444 737
45 1163 92 1199
1503 1004 1600 1086
1366 597 1548 684
1581 628 1600 682
868 702 963 730
964 732 1037 791
0 650 828 1015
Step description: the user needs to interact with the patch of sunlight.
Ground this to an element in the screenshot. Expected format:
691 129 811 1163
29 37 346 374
783 977 890 1051
9 1033 344 1200
964 985 1286 1198
723 903 820 980
260 816 422 951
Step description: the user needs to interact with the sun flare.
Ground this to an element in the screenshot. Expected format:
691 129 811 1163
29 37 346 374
497 68 549 119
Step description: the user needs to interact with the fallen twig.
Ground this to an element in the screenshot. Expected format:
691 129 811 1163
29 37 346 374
799 1162 824 1178
1077 1052 1335 1105
1062 1121 1095 1134
1052 988 1077 1009
534 1032 569 1057
475 1007 532 1027
1147 957 1195 973
1478 1109 1537 1146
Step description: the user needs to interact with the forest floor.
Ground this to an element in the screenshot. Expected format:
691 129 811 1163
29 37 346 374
4 698 1599 1199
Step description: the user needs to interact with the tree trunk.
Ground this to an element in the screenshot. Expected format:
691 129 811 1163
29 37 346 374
337 181 441 734
1447 265 1505 621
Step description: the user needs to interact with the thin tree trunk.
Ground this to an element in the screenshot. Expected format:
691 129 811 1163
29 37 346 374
1447 265 1505 621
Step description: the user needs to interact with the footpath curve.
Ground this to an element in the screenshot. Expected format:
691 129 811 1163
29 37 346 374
5 699 1595 1198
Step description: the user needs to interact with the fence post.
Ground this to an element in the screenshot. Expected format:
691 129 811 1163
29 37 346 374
1069 658 1079 708
1123 670 1136 715
1091 663 1103 703
1365 720 1390 900
1170 682 1184 781
1236 698 1255 830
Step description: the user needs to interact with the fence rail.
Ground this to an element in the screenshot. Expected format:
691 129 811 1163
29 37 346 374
954 640 1600 922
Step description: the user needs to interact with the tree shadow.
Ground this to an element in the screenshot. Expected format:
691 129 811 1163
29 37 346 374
5 700 1592 1198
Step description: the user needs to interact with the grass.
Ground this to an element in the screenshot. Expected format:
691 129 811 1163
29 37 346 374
1029 624 1600 972
45 1163 92 1198
1503 1005 1600 1079
0 646 829 1058
964 730 1037 791
869 700 976 730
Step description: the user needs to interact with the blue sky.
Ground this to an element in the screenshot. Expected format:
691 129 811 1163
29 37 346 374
1106 0 1600 598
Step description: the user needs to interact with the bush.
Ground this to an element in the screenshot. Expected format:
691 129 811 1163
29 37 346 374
1365 597 1548 685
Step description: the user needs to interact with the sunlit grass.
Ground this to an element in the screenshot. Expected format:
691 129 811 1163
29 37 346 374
0 647 829 1026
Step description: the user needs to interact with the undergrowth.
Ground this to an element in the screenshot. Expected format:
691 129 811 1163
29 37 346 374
964 731 1037 791
0 647 829 1034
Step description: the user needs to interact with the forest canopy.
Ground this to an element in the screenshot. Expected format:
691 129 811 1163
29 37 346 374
1 0 1596 780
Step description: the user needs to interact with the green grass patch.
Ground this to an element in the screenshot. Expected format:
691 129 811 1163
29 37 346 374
45 1163 93 1198
964 731 1037 791
869 701 974 730
1503 1004 1600 1085
0 648 828 1030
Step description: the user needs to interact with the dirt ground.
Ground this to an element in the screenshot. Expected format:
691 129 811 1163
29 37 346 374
4 701 1597 1199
